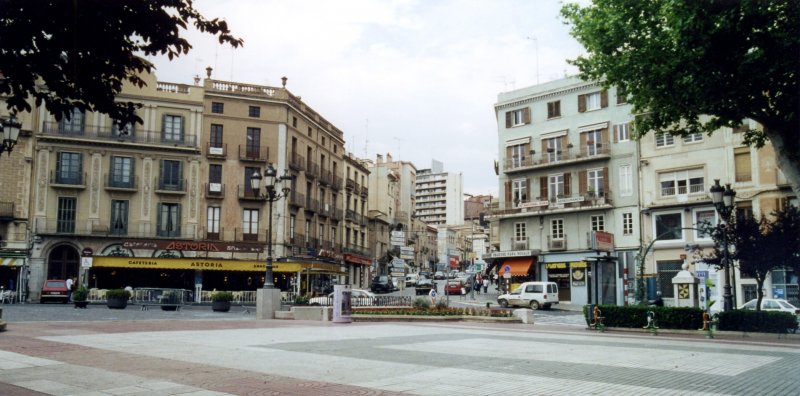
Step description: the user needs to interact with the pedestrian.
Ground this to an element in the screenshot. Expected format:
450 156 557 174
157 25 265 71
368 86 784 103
483 277 490 294
65 276 74 302
475 275 482 295
493 273 499 286
428 287 438 305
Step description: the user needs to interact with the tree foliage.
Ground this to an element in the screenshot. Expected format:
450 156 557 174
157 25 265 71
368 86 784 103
561 0 800 196
0 0 243 127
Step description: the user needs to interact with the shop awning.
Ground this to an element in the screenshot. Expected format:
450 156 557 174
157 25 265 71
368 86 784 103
0 257 24 266
499 257 534 276
91 257 345 273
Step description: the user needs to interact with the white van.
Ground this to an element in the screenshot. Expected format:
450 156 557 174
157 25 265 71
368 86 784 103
497 281 559 310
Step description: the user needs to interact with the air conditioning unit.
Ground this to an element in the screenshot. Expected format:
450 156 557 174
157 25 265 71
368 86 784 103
513 242 527 250
550 239 565 250
209 183 221 192
209 147 224 155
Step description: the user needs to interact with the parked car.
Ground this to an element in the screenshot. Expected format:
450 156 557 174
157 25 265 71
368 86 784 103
739 298 799 314
405 274 419 287
434 271 445 280
497 281 559 310
415 275 435 295
444 279 466 295
370 276 394 294
309 289 377 306
40 279 69 304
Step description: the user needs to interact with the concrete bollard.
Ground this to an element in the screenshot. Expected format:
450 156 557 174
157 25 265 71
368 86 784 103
513 308 534 324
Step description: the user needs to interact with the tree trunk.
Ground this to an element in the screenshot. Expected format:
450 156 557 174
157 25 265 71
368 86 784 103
762 126 800 198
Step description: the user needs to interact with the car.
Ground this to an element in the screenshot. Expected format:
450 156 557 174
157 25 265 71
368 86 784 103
415 275 435 295
309 289 377 306
739 298 799 314
497 281 559 310
40 279 69 303
370 275 394 294
434 271 445 280
444 279 466 295
405 274 419 287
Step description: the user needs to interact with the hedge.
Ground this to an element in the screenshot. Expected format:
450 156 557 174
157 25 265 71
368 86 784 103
583 305 704 330
717 310 798 334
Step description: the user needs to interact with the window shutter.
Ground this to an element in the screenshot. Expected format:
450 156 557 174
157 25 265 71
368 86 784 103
547 102 554 118
564 173 572 196
554 101 560 117
579 171 587 194
161 114 167 135
156 203 163 233
600 90 608 108
505 112 512 128
180 116 185 140
523 107 531 124
506 146 514 162
613 125 619 143
176 204 182 235
560 136 567 153
602 167 609 194
541 139 548 155
580 132 588 147
504 181 512 205
601 128 609 147
734 147 752 182
540 176 548 199
578 94 586 113
525 177 530 201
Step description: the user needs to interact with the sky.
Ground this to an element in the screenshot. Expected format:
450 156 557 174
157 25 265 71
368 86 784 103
148 0 587 197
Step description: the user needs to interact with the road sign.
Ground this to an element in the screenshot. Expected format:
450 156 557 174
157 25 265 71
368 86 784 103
391 258 406 268
81 257 93 268
504 265 511 273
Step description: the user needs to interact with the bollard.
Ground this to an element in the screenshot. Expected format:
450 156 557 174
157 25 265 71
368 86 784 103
642 310 659 335
486 302 491 309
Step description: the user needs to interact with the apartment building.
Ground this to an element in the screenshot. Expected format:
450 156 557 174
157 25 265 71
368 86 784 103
492 76 639 305
342 153 371 288
640 119 798 308
415 160 464 226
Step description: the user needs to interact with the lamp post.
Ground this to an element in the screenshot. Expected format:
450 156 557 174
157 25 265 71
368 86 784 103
709 179 736 311
1 115 22 155
250 163 293 289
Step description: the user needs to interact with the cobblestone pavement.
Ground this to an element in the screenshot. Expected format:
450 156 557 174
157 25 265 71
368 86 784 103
0 304 798 395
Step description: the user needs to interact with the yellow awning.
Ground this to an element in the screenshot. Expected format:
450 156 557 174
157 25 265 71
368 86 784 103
91 257 344 273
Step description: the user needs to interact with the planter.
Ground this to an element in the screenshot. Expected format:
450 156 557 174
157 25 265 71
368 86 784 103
73 300 89 309
161 304 180 311
212 301 231 312
106 297 128 309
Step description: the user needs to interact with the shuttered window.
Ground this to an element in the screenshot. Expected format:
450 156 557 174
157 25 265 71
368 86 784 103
734 147 752 182
547 101 561 119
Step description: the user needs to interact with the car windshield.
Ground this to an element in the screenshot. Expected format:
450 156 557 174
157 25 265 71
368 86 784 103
46 281 66 288
777 300 795 309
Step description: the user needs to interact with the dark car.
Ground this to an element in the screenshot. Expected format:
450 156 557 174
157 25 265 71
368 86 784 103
370 275 394 294
40 279 69 303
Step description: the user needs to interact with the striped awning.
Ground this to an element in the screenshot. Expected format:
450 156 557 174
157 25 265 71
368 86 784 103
0 257 24 266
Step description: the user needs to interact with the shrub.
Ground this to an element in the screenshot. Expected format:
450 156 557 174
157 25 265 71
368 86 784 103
105 288 130 300
294 294 310 305
435 300 449 309
582 304 704 329
412 297 431 309
717 310 799 334
211 291 233 302
72 286 88 301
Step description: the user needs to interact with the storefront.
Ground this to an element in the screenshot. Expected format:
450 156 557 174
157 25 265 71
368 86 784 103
487 250 540 292
0 256 26 303
544 261 588 302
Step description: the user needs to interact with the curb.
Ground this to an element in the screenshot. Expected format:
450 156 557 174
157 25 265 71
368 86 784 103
587 326 800 341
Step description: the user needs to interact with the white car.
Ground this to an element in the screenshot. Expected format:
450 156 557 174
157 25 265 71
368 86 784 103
308 289 377 306
739 298 799 314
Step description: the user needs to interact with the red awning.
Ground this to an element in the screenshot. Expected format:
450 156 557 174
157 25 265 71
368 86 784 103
499 257 534 276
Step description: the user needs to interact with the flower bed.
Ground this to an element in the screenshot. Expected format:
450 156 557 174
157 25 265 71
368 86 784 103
354 307 513 317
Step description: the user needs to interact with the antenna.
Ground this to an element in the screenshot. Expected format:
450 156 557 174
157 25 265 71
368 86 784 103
525 36 540 85
393 136 405 160
364 119 369 158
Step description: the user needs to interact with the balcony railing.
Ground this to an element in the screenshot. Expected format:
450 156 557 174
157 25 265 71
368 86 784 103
237 185 264 201
155 178 186 194
319 170 333 186
360 185 368 197
331 174 342 190
504 145 611 173
41 122 198 148
289 152 305 171
345 179 356 190
547 235 568 251
493 191 613 217
50 170 86 187
206 143 227 158
104 174 138 190
331 208 343 221
34 219 193 239
660 183 705 197
288 191 304 207
238 145 269 162
206 183 225 198
304 198 318 212
306 162 319 179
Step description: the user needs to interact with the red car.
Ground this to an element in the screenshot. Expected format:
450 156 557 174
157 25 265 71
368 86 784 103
444 280 465 295
40 279 69 303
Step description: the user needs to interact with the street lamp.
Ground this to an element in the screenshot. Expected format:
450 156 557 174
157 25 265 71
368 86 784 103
1 115 22 155
250 163 293 289
709 179 736 311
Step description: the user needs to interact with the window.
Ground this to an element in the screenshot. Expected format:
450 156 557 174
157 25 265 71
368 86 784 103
209 124 223 148
734 147 752 182
209 164 222 184
211 102 224 114
659 168 704 197
242 209 259 241
305 219 311 243
505 108 530 127
160 160 182 190
110 156 133 188
585 92 601 111
548 174 564 199
591 215 605 231
290 215 296 239
622 213 633 235
732 120 749 134
248 106 260 118
694 209 717 239
59 108 84 135
57 152 82 184
331 226 336 246
246 127 261 158
551 219 564 239
512 179 527 206
578 91 608 112
545 137 562 162
57 197 76 233
683 132 703 143
547 100 561 119
514 223 527 247
587 168 604 194
654 212 683 241
619 164 633 197
509 143 526 168
584 129 602 156
616 87 627 104
292 116 298 128
157 203 181 237
614 123 630 141
655 133 674 147
162 115 184 143
307 127 313 137
110 200 128 235
207 206 220 240
244 166 259 196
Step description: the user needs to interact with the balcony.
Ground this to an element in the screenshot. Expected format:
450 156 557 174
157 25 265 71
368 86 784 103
155 178 187 194
319 170 333 186
104 174 138 191
0 202 14 221
345 209 357 222
331 174 342 190
304 198 319 212
317 203 333 218
342 245 371 257
205 183 225 198
306 162 319 179
289 152 305 171
237 228 265 242
288 191 304 207
509 238 530 250
33 219 194 239
547 235 568 251
345 179 356 190
238 145 269 162
331 208 343 221
237 185 264 201
206 143 227 159
360 185 368 197
503 145 611 174
40 122 198 148
492 191 613 218
50 171 86 189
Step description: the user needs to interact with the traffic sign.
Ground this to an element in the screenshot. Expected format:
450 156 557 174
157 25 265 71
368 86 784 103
81 257 93 268
504 264 511 273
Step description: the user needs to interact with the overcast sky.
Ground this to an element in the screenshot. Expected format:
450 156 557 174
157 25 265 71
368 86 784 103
149 0 587 197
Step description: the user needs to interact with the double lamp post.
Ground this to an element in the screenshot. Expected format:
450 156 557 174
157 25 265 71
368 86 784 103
709 179 737 311
250 163 293 289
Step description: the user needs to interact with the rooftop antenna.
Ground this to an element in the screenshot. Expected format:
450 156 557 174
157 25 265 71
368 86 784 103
364 119 369 158
525 36 540 85
393 136 405 160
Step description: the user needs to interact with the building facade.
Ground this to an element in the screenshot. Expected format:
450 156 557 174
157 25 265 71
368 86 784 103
415 160 464 226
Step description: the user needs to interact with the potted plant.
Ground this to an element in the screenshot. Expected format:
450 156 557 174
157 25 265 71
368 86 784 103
106 288 130 309
160 290 180 311
211 291 233 312
72 286 89 309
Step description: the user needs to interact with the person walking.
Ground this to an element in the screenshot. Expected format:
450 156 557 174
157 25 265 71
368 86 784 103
483 277 490 294
475 274 482 295
428 287 438 306
65 276 74 302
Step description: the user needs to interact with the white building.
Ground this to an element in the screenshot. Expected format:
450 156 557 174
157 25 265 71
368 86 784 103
415 160 464 226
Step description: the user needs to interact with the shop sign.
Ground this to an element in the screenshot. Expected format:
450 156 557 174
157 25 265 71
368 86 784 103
121 239 264 253
488 250 538 258
519 200 549 208
317 249 343 261
590 231 614 253
547 261 587 269
556 196 585 205
344 254 372 265
571 267 586 286
91 256 344 273
81 247 94 257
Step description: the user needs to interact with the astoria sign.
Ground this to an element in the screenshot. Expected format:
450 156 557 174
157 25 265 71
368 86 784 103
122 239 265 253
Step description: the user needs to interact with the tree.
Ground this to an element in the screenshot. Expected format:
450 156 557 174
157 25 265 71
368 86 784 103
0 0 243 128
561 1 800 196
768 205 800 298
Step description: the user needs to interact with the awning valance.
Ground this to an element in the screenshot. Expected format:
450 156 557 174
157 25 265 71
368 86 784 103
0 257 24 266
91 257 344 273
499 257 534 276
